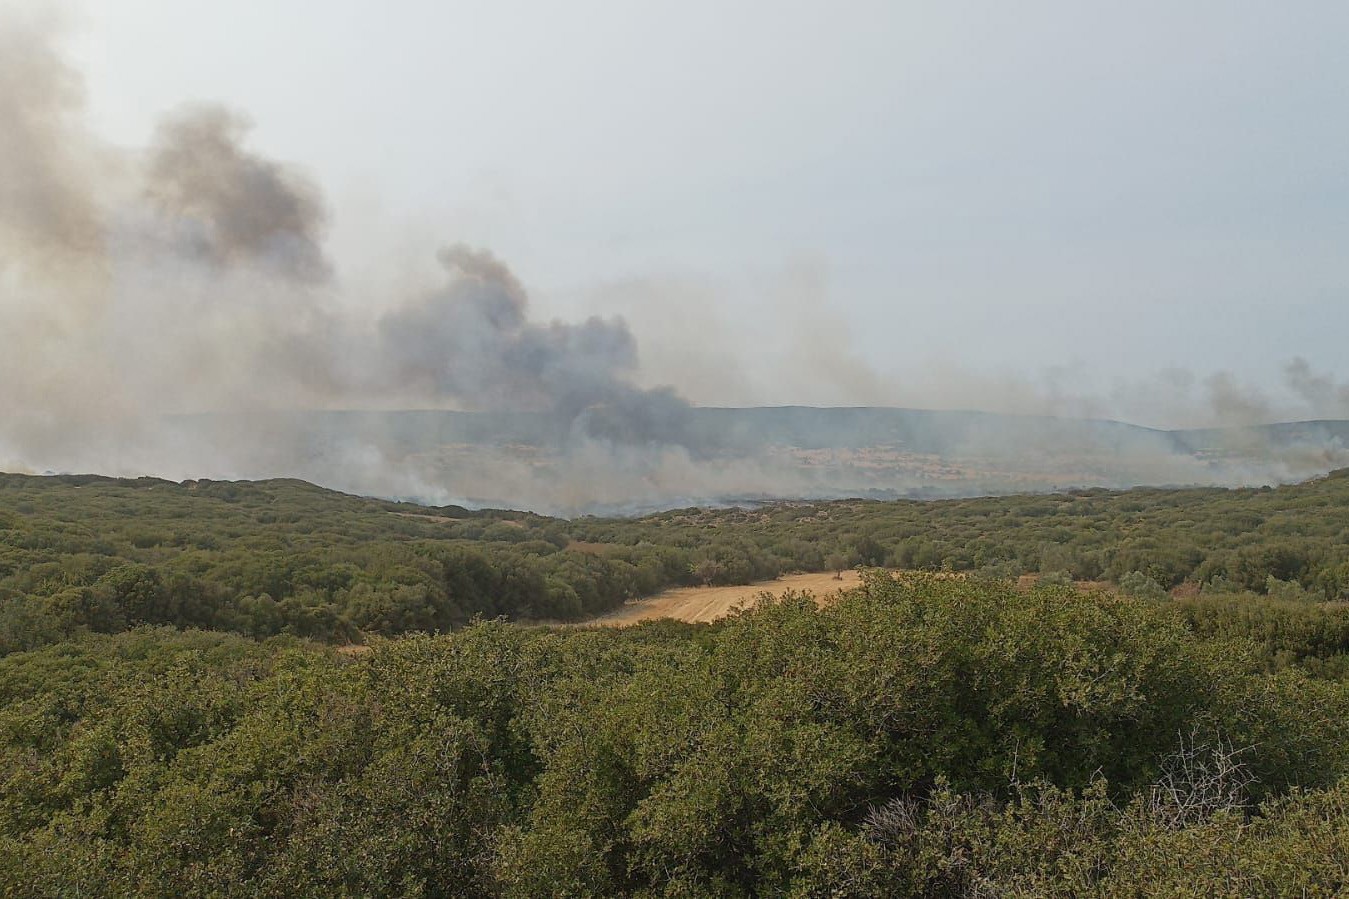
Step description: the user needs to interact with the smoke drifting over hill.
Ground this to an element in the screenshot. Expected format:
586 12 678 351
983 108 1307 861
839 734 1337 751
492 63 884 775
0 11 702 490
376 243 693 443
147 105 332 284
1 10 1347 514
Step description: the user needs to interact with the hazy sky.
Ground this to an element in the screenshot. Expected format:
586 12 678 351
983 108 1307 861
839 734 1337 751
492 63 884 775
44 0 1349 416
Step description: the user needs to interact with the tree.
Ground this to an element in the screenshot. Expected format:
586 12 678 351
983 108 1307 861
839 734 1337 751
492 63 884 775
692 559 725 587
853 535 886 568
1119 570 1169 601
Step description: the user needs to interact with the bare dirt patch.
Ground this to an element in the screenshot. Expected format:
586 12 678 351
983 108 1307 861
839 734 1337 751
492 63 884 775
585 570 869 627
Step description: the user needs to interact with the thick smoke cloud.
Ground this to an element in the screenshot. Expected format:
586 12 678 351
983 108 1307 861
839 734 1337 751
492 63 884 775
0 7 100 256
379 245 639 415
0 10 713 509
374 245 702 449
0 10 1346 515
146 105 332 283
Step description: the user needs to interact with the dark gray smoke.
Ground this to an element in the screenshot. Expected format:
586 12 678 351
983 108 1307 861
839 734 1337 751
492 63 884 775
375 244 703 448
381 245 638 413
146 105 332 283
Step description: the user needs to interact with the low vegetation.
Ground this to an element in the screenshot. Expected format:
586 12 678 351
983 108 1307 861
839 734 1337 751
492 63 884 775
3 573 1349 895
6 469 1349 893
4 470 1349 653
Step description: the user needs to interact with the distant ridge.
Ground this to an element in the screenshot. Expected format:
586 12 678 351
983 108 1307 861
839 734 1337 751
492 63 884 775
148 407 1349 515
173 406 1349 453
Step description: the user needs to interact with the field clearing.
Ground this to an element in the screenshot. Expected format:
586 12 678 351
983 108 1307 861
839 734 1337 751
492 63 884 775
585 570 869 626
585 569 1121 628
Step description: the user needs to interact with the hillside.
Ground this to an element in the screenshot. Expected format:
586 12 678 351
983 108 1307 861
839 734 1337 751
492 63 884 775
161 408 1349 514
4 468 1349 652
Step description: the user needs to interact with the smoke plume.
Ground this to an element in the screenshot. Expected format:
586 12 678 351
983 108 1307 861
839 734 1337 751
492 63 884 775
0 7 101 256
379 245 638 416
146 105 332 283
0 10 719 509
1 10 1346 515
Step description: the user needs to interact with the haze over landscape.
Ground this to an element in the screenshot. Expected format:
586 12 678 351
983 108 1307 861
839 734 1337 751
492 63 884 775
3 0 1348 513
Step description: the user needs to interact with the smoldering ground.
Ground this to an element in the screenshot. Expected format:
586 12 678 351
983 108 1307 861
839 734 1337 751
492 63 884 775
1 10 1347 515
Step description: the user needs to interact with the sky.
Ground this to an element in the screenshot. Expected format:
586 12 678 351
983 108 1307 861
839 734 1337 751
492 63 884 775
25 0 1349 421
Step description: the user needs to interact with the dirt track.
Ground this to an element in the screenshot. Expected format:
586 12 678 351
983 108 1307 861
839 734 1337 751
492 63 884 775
586 570 865 627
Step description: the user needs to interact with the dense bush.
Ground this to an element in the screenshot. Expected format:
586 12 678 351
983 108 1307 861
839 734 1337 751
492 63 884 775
4 470 1349 653
3 575 1349 895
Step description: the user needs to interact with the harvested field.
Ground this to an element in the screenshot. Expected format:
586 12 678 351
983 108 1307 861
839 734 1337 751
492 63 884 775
586 570 867 626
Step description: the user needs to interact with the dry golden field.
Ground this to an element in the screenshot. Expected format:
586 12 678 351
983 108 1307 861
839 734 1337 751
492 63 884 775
584 570 867 626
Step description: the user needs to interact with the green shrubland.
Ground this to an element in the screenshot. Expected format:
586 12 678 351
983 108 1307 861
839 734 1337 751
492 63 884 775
4 470 1349 651
6 471 1349 893
3 573 1349 895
